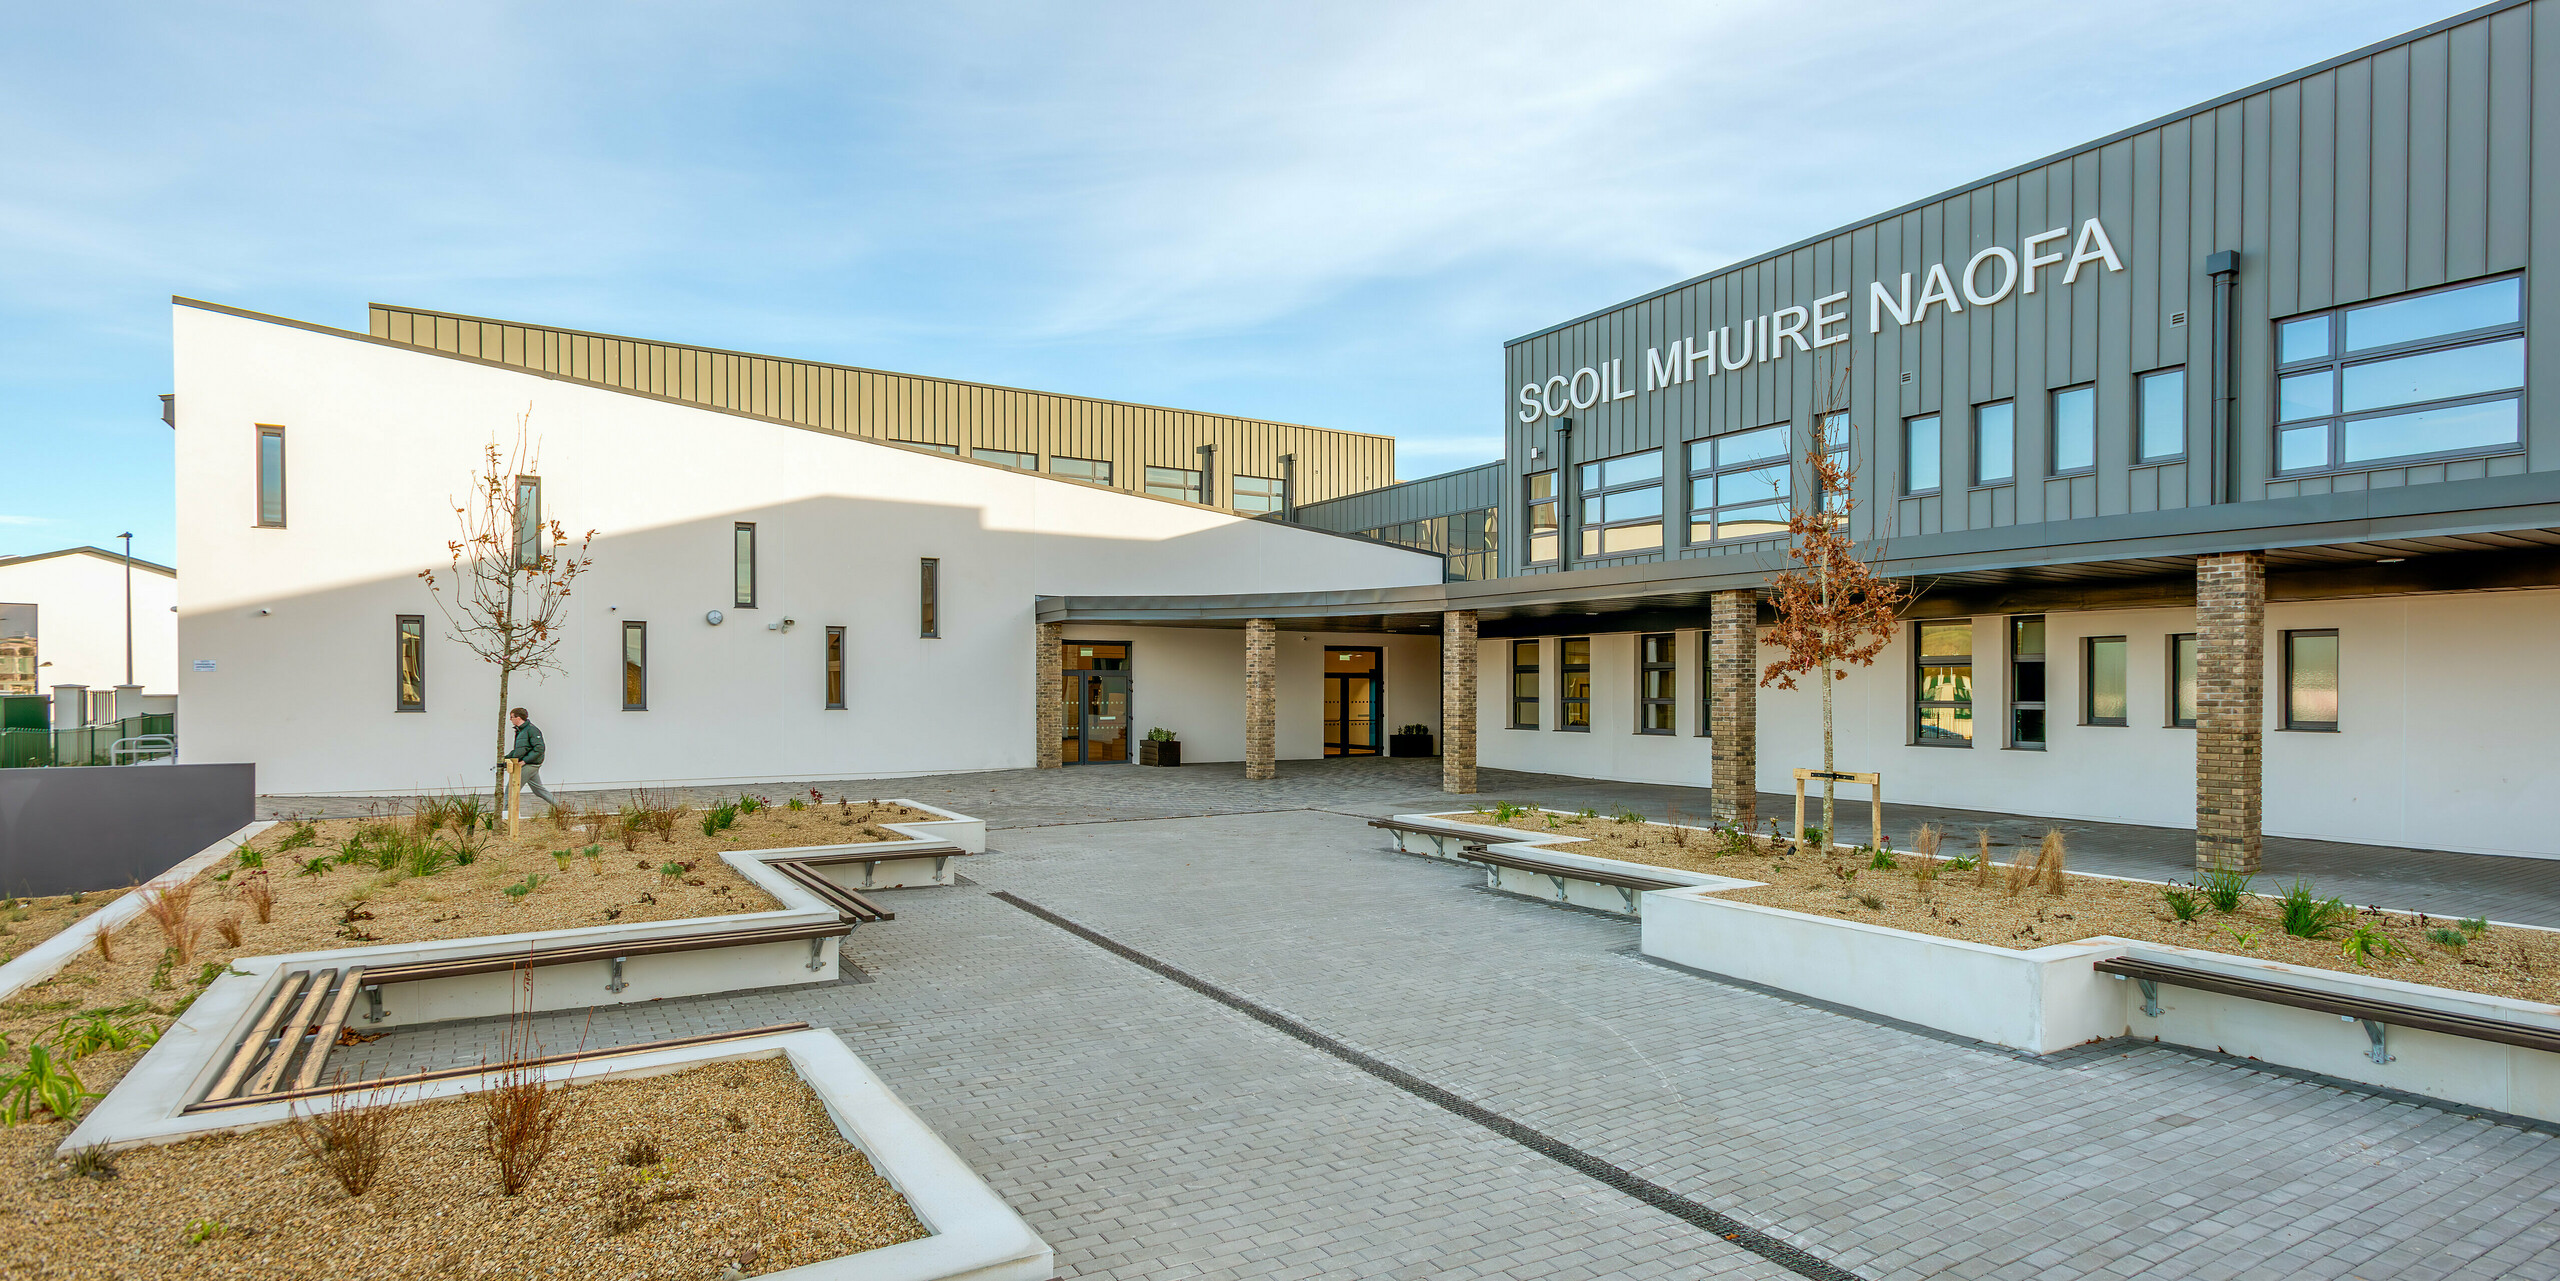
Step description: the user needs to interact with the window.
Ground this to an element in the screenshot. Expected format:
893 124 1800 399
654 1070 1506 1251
897 439 960 455
621 622 647 710
2168 633 2198 728
2009 616 2045 749
2050 386 2096 475
514 477 542 567
1144 465 1202 502
256 425 286 527
1050 456 1112 485
1525 472 1559 563
1232 474 1284 514
2275 275 2524 474
2284 629 2339 730
733 523 757 608
2138 368 2187 461
1696 630 1714 737
1637 633 1676 734
1686 425 1791 543
396 615 425 712
1903 415 1941 494
1914 620 1973 745
1559 637 1591 730
1511 640 1539 729
1446 508 1496 581
1817 411 1849 519
1973 402 2015 485
825 626 846 709
919 558 940 638
972 447 1035 470
1578 449 1663 557
2085 636 2128 726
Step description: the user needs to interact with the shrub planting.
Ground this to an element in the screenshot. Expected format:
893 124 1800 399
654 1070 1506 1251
2276 881 2357 939
293 1084 407 1197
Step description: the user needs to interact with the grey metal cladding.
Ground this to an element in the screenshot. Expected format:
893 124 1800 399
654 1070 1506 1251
1293 461 1505 533
1499 0 2545 577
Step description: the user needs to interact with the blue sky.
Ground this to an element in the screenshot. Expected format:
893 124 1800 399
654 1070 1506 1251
0 0 2467 563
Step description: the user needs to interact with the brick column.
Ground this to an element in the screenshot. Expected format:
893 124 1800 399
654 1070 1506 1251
1035 621 1063 769
1441 610 1478 794
2195 552 2265 873
1244 618 1277 780
1709 590 1758 828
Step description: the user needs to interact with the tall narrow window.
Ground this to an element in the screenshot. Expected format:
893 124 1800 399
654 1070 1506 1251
2138 368 2187 461
2085 636 2128 726
920 558 940 638
2008 616 2045 749
1685 425 1790 543
1696 630 1714 737
256 425 287 527
1637 633 1676 734
1903 415 1941 494
396 615 425 712
825 626 846 709
1511 640 1540 729
2050 386 2096 475
514 477 542 567
1914 620 1973 745
1578 449 1663 556
2284 629 2339 730
2168 633 2198 728
1144 465 1203 502
1525 472 1559 563
1559 637 1591 731
1232 475 1284 514
733 523 757 608
622 622 648 710
1973 402 2015 485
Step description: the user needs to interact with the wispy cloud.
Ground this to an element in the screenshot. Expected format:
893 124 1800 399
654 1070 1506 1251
0 515 52 527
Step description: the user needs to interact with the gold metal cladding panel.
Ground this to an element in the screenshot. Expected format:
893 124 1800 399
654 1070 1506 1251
371 304 1394 505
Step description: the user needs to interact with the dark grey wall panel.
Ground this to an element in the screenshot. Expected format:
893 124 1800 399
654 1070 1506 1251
0 764 254 898
1295 461 1504 534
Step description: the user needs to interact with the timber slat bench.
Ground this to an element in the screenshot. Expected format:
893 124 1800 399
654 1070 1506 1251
2096 955 2560 1065
1367 817 1493 861
764 858 898 924
1460 841 1689 915
770 841 971 890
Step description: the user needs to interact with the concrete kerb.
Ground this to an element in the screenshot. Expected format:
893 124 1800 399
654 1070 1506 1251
1383 810 1755 916
0 819 272 1006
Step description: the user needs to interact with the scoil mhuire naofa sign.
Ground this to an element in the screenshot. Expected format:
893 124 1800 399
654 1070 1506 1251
1516 218 2126 424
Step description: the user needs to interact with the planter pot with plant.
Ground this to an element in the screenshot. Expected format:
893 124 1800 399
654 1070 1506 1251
1388 724 1434 758
1140 728 1181 767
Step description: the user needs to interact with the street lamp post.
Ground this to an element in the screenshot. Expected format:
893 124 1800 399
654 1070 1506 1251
119 532 133 688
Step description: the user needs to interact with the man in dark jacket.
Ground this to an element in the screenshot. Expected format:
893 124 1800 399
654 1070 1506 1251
502 707 556 811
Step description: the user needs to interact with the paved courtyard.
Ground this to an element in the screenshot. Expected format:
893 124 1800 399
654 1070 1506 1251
336 786 2560 1281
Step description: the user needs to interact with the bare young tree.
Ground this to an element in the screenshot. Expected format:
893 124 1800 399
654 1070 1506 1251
1760 370 1908 857
417 410 595 803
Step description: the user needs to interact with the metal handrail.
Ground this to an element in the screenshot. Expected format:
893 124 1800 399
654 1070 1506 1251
109 734 175 764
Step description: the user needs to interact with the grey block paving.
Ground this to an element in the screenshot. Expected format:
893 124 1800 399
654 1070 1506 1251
335 803 2560 1280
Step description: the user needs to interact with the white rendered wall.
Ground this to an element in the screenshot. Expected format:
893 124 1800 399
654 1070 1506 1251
1477 588 2560 859
0 551 179 696
173 305 1442 795
1096 625 1441 763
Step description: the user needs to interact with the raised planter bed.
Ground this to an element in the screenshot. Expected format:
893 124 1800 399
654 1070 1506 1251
1375 814 1738 917
1387 732 1434 758
1139 738 1181 767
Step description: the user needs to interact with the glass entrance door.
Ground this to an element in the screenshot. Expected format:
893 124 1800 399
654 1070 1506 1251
1061 642 1131 763
1323 647 1382 757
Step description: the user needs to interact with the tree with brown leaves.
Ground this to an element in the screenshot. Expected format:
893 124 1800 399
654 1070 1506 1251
1760 378 1908 857
417 410 596 808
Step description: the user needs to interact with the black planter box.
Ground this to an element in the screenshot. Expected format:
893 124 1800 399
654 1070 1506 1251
1388 733 1435 758
1140 739 1182 767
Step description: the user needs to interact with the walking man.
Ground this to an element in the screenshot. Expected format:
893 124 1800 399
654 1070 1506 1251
502 706 556 812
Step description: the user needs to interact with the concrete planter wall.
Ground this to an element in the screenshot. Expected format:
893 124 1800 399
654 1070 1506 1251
1387 812 1744 916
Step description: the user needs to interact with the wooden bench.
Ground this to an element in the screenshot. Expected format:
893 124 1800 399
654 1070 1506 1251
1367 817 1499 860
2096 955 2560 1065
188 1021 811 1114
765 858 897 924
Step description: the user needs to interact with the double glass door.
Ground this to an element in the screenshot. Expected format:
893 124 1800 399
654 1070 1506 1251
1323 648 1382 757
1061 642 1130 763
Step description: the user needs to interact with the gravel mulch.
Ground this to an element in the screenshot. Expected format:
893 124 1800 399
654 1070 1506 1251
1444 808 2560 1002
0 1056 927 1280
0 890 128 969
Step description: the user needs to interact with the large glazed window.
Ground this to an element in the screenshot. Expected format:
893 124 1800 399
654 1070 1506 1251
2284 629 2339 731
1524 471 1559 564
1558 637 1590 731
1914 620 1973 745
1511 639 1539 729
256 425 287 527
1577 449 1663 557
2274 275 2523 475
1685 425 1790 543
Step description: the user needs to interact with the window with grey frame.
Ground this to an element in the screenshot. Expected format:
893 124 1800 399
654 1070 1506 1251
1524 472 1559 563
621 621 647 710
2084 635 2128 727
972 447 1035 470
1695 629 1712 737
2168 633 2198 728
733 522 757 608
1144 465 1202 502
256 425 287 527
2274 274 2524 475
825 626 846 709
1511 639 1539 729
2283 629 2338 731
1578 449 1662 557
1231 474 1284 514
1685 425 1790 544
2008 616 2044 749
1973 401 2015 485
514 477 542 567
396 615 425 712
1914 620 1973 745
1051 456 1112 485
1558 637 1590 730
1902 414 1941 495
920 558 940 638
2137 367 2187 462
1637 633 1675 734
2049 386 2095 476
898 439 960 455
